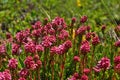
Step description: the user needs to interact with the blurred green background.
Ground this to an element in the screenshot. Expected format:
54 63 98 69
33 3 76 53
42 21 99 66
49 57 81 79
0 0 120 37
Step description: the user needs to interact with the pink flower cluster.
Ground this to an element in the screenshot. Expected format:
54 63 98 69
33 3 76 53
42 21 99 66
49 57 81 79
24 56 42 70
92 36 100 45
12 43 21 55
15 29 30 43
114 56 120 73
93 57 110 72
114 40 120 47
76 26 86 35
0 44 6 55
8 58 18 69
0 70 11 80
80 40 90 55
50 40 72 55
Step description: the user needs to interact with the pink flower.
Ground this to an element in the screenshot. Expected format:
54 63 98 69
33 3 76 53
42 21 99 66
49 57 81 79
48 28 55 35
6 32 12 39
80 74 88 80
24 56 36 70
80 15 87 23
92 36 100 45
58 30 69 40
15 29 30 43
50 46 58 54
101 25 106 31
36 44 44 52
94 57 110 71
93 66 101 73
41 40 52 48
72 17 76 24
64 40 72 49
76 26 86 35
42 35 56 47
0 44 6 55
80 40 90 55
18 77 26 80
114 40 120 47
3 70 11 80
24 41 36 54
71 17 76 26
83 68 90 74
68 76 76 80
114 56 120 65
85 32 91 40
36 60 42 68
19 68 29 78
73 56 80 62
0 72 5 80
73 72 79 79
114 63 120 73
8 58 18 69
12 43 21 55
86 26 91 31
52 17 67 31
32 29 42 37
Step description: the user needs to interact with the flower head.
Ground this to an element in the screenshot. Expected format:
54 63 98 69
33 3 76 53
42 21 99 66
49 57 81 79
80 40 90 55
8 58 18 69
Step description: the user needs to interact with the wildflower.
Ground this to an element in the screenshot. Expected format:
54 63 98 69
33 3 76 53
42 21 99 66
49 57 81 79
48 28 55 35
80 40 90 55
73 56 80 62
0 72 5 80
15 29 30 43
18 77 26 80
58 30 69 40
76 26 86 35
101 25 106 31
114 40 120 47
92 36 100 45
0 44 6 55
73 72 79 79
114 63 120 73
32 29 42 37
64 40 72 49
86 26 91 32
85 32 91 40
12 43 21 55
36 60 42 68
93 57 110 72
52 17 67 31
83 68 90 74
6 32 12 39
8 58 18 69
34 21 41 29
68 76 76 80
80 16 87 23
3 69 11 80
77 0 81 7
24 41 36 54
36 44 44 52
50 46 58 54
114 56 120 65
71 17 76 26
43 18 48 25
24 56 36 70
41 40 52 48
80 74 88 80
93 66 101 72
19 68 29 78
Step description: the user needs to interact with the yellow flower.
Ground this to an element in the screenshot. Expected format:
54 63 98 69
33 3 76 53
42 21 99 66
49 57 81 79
72 29 75 39
82 35 86 41
77 0 81 7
